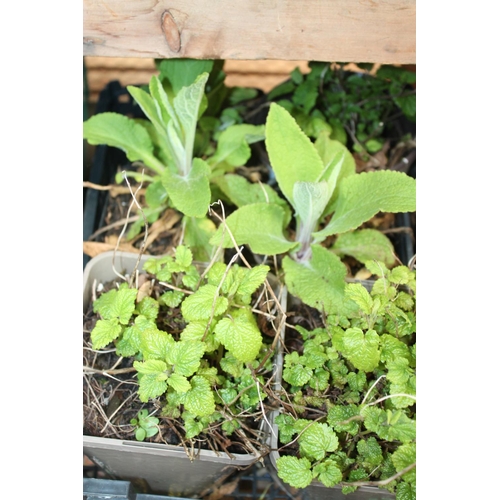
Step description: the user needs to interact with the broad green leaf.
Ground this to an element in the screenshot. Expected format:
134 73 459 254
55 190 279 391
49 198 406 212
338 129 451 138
265 103 325 206
181 320 220 352
83 113 159 169
209 203 298 255
134 359 169 402
276 456 313 489
396 481 417 500
299 422 338 461
93 287 138 324
211 174 292 224
283 244 354 316
138 320 175 361
344 283 374 315
392 443 416 484
327 405 360 435
136 296 159 321
214 309 262 363
90 319 122 350
181 284 228 322
219 352 245 377
276 414 297 444
167 373 192 393
341 328 381 372
361 406 416 443
166 340 205 377
159 290 185 308
183 413 205 439
161 157 211 217
236 265 270 299
357 437 384 469
208 124 265 170
313 459 343 487
283 352 313 387
333 229 396 267
314 171 416 240
183 375 216 417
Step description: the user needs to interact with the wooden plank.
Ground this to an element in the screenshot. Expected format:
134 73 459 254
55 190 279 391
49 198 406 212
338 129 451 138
83 0 415 64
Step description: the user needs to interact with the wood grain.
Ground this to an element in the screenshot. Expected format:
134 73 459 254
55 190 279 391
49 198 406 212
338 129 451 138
83 0 415 64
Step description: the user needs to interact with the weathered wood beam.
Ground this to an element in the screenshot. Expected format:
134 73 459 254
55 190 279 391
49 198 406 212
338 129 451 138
83 0 415 64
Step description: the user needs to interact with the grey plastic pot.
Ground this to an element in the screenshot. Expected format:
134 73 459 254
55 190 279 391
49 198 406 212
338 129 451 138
265 284 396 500
83 251 258 498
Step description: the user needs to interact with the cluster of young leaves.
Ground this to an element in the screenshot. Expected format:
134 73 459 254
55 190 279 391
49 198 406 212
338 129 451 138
275 261 416 499
210 103 416 316
130 409 159 442
267 62 416 156
90 244 273 439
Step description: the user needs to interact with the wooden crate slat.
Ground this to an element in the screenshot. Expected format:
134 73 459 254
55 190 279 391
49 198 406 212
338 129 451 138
83 0 416 64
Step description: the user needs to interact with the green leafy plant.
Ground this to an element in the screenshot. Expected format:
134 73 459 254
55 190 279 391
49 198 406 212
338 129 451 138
130 409 160 441
275 260 416 499
83 60 265 259
267 62 416 156
89 244 279 444
210 103 416 315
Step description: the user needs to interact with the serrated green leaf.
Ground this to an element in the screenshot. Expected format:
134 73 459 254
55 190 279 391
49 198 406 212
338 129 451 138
159 290 185 308
166 340 205 377
90 319 122 350
138 319 175 361
93 287 138 324
236 265 270 298
299 422 338 461
167 373 192 393
134 359 169 402
392 443 416 484
180 321 220 353
136 296 159 321
183 375 215 417
219 352 245 377
312 459 343 487
276 414 297 444
214 309 262 363
344 283 373 315
209 203 298 255
361 406 416 442
342 328 380 372
266 103 325 206
314 171 416 239
276 456 313 489
327 404 360 435
283 354 313 387
181 284 228 322
396 481 416 500
357 437 384 468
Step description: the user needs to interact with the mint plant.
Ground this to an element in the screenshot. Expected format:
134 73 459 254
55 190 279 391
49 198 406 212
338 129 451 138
210 103 416 315
89 244 277 443
275 261 416 499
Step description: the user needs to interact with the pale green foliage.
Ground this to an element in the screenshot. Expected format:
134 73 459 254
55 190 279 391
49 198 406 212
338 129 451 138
89 244 271 440
276 262 416 495
209 103 415 316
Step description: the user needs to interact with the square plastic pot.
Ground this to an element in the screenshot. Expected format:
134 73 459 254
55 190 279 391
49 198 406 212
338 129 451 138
83 251 257 498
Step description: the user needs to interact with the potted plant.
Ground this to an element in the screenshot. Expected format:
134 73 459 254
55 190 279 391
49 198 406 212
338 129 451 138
83 61 416 498
83 243 286 497
265 260 416 500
